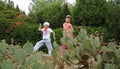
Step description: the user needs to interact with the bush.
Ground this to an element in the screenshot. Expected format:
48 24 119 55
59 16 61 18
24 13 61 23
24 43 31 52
12 23 42 45
7 23 108 45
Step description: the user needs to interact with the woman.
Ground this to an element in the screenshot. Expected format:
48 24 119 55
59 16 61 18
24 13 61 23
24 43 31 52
63 15 74 37
59 15 74 57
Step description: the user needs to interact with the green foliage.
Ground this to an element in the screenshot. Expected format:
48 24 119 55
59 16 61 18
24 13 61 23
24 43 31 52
0 0 24 44
72 0 107 26
43 62 53 69
0 40 9 54
71 0 120 41
14 49 26 64
52 27 120 68
12 23 41 44
30 1 71 28
0 59 15 69
105 3 120 41
0 27 119 69
32 63 43 69
104 64 114 69
23 42 33 54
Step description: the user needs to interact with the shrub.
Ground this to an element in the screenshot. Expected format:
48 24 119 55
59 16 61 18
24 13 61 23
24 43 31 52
12 23 42 45
9 23 108 45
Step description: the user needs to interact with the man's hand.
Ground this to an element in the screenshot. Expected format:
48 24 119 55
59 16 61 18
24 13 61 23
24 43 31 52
38 23 42 31
53 36 56 40
52 32 56 40
39 23 42 26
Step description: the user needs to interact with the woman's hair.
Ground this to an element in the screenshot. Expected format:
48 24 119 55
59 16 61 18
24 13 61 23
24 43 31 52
66 15 72 19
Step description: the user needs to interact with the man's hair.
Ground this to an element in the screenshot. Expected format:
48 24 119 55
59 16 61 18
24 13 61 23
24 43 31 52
43 22 50 26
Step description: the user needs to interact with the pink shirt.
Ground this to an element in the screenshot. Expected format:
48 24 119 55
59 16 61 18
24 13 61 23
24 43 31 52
63 23 73 36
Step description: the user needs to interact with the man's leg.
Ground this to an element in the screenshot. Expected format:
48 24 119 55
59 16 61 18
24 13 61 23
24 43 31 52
45 39 53 55
33 40 44 52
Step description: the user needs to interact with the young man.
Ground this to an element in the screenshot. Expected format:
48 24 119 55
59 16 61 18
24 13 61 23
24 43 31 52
33 22 56 55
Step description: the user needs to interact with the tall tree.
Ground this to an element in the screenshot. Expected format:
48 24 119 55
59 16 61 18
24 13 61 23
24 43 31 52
72 0 107 27
105 1 120 41
29 0 71 28
0 0 21 43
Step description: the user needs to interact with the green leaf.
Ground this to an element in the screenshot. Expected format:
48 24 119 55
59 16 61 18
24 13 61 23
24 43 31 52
104 64 114 69
24 52 43 68
0 40 9 54
32 63 43 69
115 64 120 69
18 65 25 69
114 49 120 57
93 62 102 69
43 62 53 69
96 54 102 64
102 51 116 63
94 37 101 47
23 42 33 54
82 40 93 53
53 41 60 50
14 49 26 64
108 42 116 50
1 59 15 69
52 50 58 60
101 46 111 52
113 57 120 64
63 50 69 60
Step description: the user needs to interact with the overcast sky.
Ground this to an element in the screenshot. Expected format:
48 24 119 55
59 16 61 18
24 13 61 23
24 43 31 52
10 0 76 15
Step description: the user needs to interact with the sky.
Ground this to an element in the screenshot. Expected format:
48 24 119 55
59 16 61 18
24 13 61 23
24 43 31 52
10 0 76 15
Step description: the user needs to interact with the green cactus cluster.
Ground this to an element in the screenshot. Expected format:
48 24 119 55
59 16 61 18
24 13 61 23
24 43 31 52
52 26 120 69
0 27 120 69
0 40 54 69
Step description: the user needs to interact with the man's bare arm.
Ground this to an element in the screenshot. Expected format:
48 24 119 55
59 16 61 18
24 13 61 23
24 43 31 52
38 23 42 31
52 31 56 40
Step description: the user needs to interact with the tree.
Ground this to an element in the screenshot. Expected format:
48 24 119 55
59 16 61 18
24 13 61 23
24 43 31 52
29 0 71 28
105 1 120 41
72 0 107 27
0 0 21 43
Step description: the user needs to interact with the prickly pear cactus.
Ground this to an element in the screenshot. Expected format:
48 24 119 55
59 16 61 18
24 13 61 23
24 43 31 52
32 63 43 69
104 64 114 69
0 40 9 54
0 26 120 69
23 41 33 54
43 61 53 69
25 52 42 68
0 59 15 69
14 49 26 64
